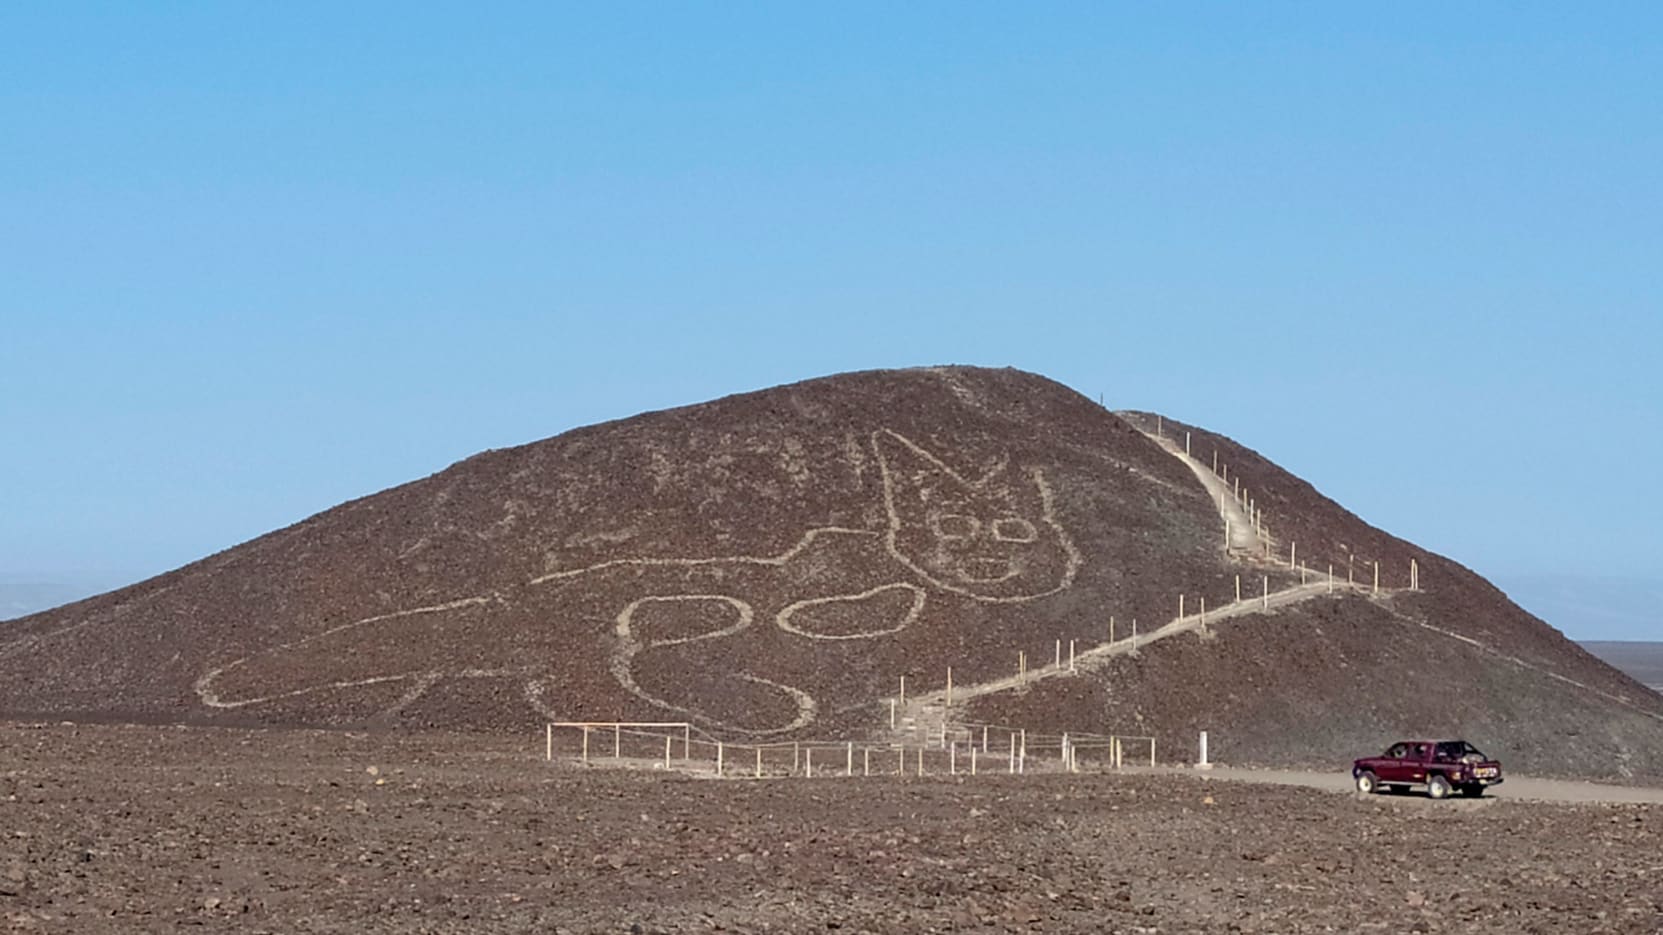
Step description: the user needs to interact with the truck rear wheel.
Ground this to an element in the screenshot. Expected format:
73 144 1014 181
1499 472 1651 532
1427 774 1452 800
1355 770 1379 794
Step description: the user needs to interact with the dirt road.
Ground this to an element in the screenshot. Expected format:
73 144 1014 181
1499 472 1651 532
1159 765 1663 805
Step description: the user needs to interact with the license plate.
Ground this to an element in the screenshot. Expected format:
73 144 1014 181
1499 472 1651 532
1476 767 1497 777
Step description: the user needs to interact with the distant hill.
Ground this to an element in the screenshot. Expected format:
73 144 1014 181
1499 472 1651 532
1581 642 1663 693
0 580 98 622
3 366 1661 778
1496 574 1660 642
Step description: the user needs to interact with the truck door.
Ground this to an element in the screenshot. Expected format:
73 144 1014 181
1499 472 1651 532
1405 743 1431 783
1379 743 1410 782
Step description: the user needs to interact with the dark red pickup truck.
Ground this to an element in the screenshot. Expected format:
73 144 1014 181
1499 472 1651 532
1353 740 1503 799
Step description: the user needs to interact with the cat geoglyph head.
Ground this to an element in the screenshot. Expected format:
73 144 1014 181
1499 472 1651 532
874 430 1081 602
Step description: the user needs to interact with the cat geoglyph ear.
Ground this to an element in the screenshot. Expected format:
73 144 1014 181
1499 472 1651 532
872 429 998 504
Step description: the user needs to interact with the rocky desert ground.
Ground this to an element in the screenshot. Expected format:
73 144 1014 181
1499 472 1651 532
3 722 1659 934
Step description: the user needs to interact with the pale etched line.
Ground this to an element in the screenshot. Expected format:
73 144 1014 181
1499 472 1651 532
527 527 879 585
193 596 495 708
1383 609 1663 723
609 593 816 736
874 429 1082 603
776 583 926 641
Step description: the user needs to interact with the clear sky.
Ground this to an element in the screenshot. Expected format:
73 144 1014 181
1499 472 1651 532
3 5 1659 636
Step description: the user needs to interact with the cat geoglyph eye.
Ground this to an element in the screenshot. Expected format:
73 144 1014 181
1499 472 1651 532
929 513 979 539
991 518 1038 542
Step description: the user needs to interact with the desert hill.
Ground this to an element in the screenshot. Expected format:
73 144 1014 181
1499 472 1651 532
3 366 1660 777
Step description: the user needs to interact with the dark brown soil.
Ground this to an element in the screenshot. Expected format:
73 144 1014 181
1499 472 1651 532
2 367 1660 779
3 724 1659 934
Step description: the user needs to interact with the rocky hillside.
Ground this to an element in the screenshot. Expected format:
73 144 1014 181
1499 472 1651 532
3 366 1659 778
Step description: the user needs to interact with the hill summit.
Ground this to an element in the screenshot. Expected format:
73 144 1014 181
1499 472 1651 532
3 366 1660 777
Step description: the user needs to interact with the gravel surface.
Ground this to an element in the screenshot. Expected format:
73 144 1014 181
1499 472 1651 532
4 723 1660 934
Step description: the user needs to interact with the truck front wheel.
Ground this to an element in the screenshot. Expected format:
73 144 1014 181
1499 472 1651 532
1355 770 1379 794
1427 774 1452 800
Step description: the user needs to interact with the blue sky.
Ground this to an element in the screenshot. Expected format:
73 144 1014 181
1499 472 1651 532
2 4 1659 637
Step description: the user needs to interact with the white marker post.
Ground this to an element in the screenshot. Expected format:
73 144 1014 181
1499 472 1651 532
1235 575 1241 603
1373 561 1380 595
756 747 763 778
546 724 553 762
946 667 953 709
716 742 724 777
1290 541 1297 568
1262 576 1269 610
1198 731 1211 770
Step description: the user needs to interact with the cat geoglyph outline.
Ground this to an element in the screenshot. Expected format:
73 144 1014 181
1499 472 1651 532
194 429 1081 735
